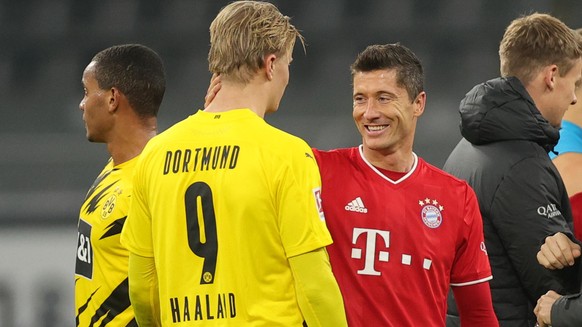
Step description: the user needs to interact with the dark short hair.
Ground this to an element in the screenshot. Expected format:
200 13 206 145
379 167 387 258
351 43 424 102
92 44 166 117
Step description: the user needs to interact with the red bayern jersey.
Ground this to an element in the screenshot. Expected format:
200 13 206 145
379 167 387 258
314 146 492 326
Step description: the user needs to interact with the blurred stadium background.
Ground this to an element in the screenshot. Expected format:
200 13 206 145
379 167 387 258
1 0 581 325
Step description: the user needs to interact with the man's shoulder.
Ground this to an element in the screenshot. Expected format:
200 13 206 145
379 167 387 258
446 138 549 174
313 147 359 166
313 147 356 158
418 157 470 188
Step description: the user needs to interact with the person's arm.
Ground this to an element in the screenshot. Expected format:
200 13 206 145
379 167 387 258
491 159 579 302
448 185 497 325
552 152 582 197
128 252 161 327
453 282 498 326
288 247 348 327
568 193 582 241
537 232 581 270
535 233 582 327
534 290 561 327
550 291 582 327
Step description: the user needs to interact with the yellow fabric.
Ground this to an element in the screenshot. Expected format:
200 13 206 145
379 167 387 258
289 248 348 327
121 109 333 326
128 253 161 327
75 157 137 326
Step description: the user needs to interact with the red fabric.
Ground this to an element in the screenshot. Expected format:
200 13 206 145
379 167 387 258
571 193 582 241
374 166 407 181
453 282 499 326
313 147 492 327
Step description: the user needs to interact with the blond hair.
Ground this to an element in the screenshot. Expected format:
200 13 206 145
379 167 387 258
499 13 582 84
208 1 304 84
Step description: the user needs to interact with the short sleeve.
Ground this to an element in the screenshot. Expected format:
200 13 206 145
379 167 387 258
277 144 332 258
450 185 492 286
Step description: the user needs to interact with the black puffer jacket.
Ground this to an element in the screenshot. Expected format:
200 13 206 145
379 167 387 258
444 77 579 327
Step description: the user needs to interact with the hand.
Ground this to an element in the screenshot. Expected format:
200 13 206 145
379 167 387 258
534 290 561 327
537 232 581 269
204 73 222 108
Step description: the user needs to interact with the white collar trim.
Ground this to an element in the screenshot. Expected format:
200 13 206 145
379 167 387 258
358 145 418 185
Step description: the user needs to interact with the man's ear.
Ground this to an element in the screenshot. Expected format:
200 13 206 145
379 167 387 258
413 91 426 117
264 54 277 80
107 87 121 113
543 64 559 91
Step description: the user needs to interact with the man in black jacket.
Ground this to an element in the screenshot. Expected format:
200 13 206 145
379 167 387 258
444 13 582 327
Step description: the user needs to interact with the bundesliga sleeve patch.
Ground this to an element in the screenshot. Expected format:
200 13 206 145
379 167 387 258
313 187 325 221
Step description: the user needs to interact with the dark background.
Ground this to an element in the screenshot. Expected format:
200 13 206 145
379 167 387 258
2 1 582 326
1 0 582 224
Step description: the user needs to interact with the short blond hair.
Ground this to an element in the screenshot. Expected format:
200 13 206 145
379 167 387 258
499 13 582 84
208 1 304 84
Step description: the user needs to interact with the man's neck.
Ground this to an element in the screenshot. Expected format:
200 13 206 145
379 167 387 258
204 81 269 118
108 118 157 165
362 146 415 173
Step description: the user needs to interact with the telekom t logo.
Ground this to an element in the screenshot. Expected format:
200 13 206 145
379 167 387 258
351 227 433 275
351 228 390 276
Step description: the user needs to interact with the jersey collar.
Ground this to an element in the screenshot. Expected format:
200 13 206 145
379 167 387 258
357 144 418 185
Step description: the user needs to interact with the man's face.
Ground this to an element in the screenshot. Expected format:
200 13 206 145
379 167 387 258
547 58 582 127
352 69 424 156
79 62 113 143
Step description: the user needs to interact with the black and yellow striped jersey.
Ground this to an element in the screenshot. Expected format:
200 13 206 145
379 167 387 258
75 157 138 326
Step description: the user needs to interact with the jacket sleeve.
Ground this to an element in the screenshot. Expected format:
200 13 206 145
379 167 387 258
490 158 579 303
551 293 582 327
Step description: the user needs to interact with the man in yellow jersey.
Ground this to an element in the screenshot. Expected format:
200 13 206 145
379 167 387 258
75 44 166 326
120 1 347 326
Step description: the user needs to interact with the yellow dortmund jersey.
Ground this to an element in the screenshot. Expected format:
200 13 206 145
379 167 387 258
76 157 138 326
121 109 332 326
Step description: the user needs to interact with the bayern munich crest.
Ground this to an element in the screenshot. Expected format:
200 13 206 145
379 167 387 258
419 198 444 228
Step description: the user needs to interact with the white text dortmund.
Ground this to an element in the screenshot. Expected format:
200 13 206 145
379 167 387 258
164 145 240 174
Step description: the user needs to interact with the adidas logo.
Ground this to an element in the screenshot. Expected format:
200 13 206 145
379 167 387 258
345 197 368 213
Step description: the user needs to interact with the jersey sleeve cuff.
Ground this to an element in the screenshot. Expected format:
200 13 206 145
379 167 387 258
450 275 493 287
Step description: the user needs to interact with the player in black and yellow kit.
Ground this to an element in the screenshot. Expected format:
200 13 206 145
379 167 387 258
75 44 166 326
121 1 347 326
